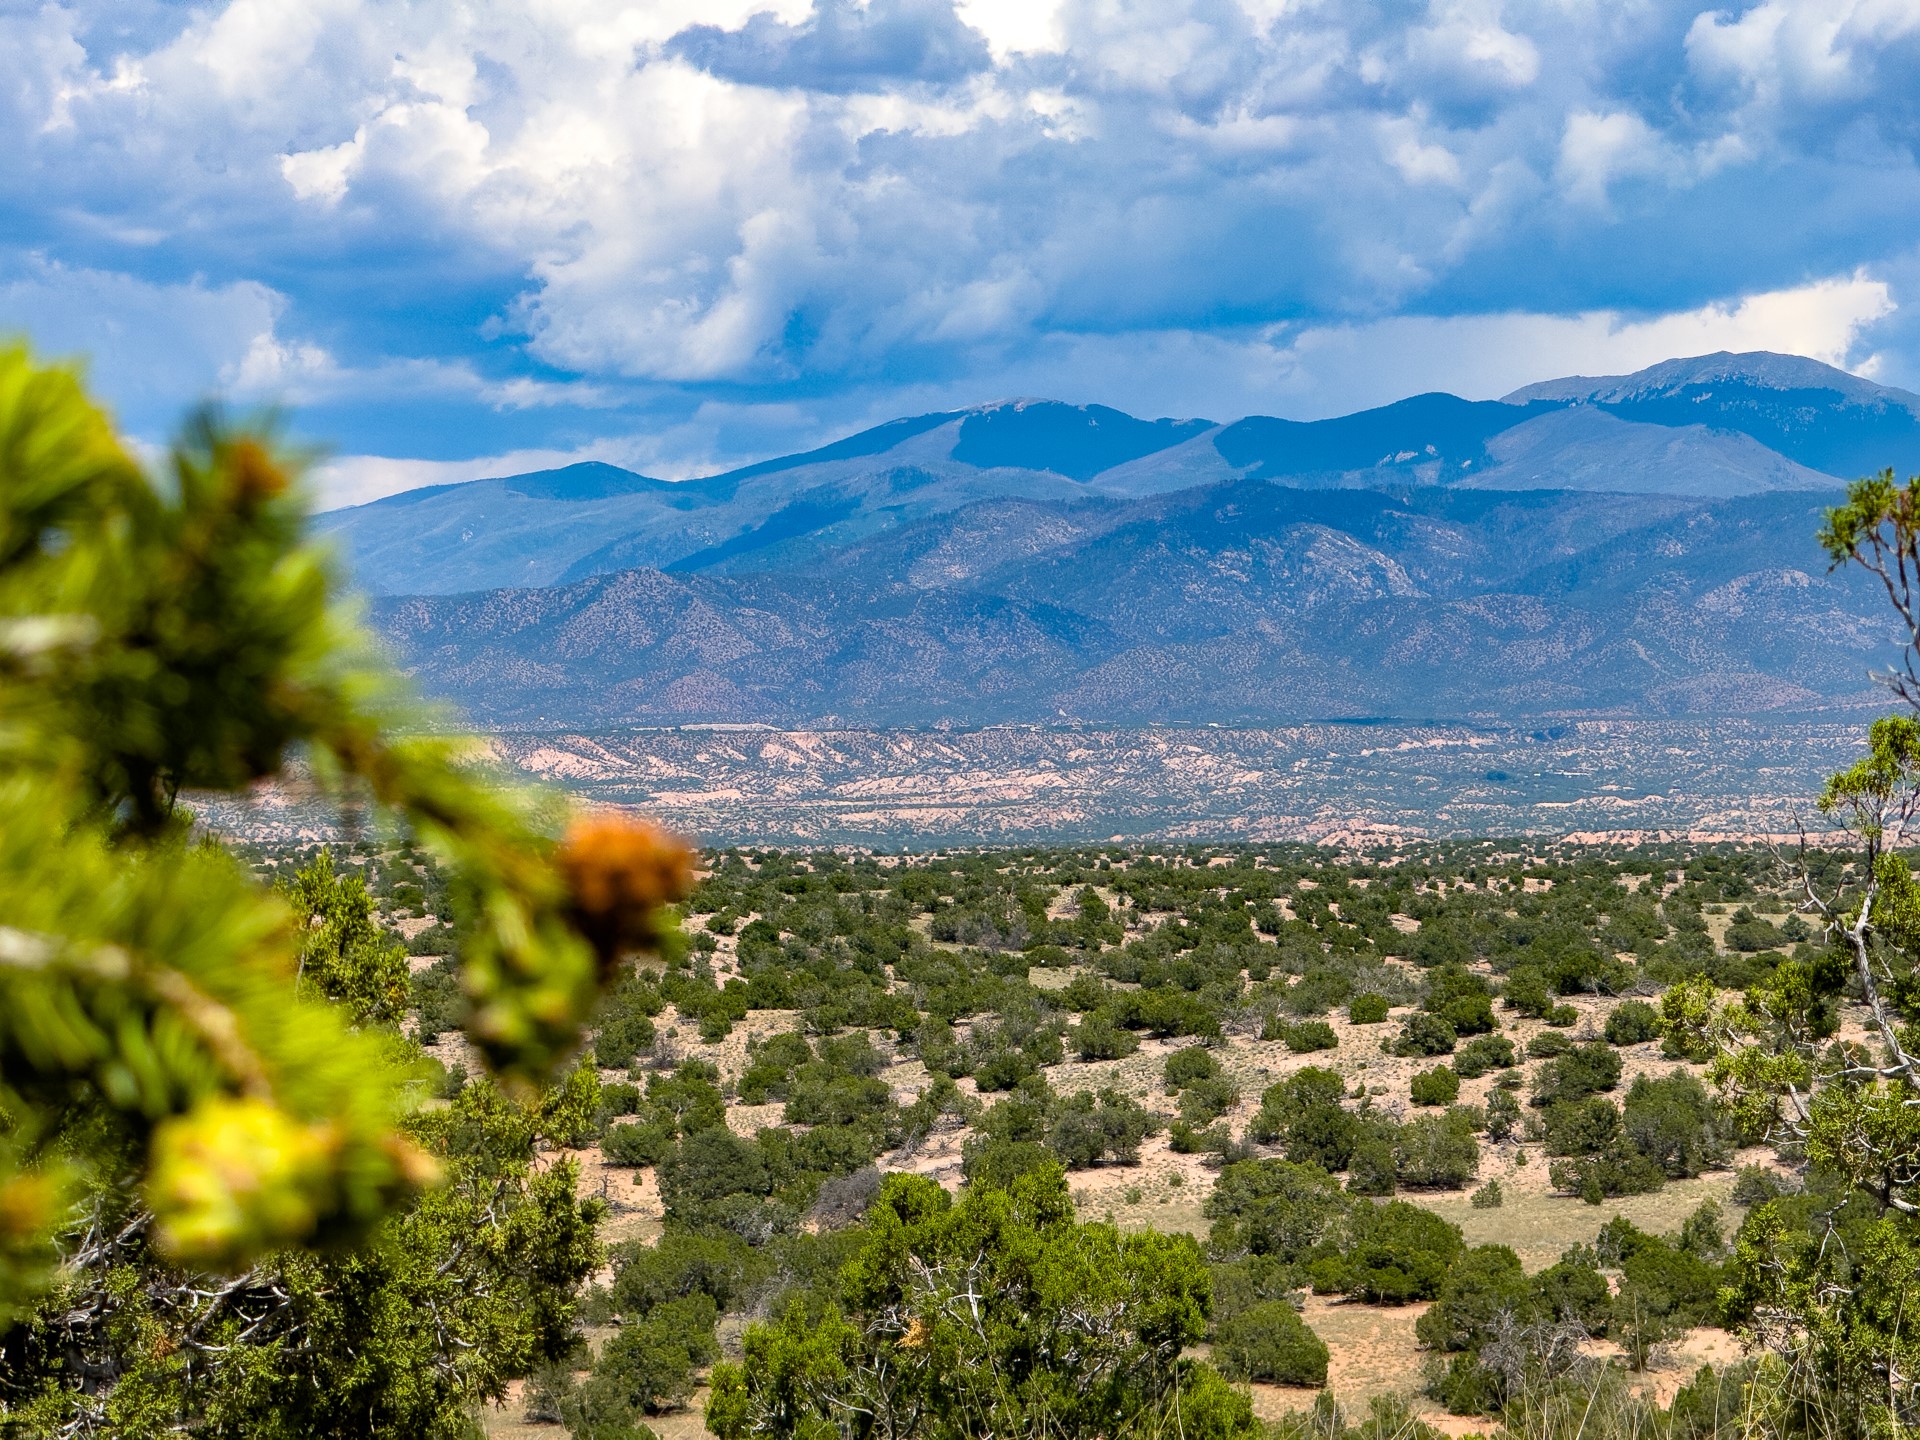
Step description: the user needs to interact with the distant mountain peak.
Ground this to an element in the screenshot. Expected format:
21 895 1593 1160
1504 350 1920 411
950 400 1216 481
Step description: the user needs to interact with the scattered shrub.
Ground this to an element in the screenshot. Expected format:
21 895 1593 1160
1469 1180 1503 1209
1249 1068 1357 1171
1165 1045 1221 1091
1072 1014 1141 1061
1502 967 1554 1018
1531 1042 1622 1107
1621 1071 1729 1178
1343 1200 1465 1303
1213 1301 1330 1387
1542 1097 1623 1157
1285 1020 1339 1053
1389 1012 1458 1057
1604 999 1661 1046
1409 1066 1461 1107
1393 1110 1480 1190
1732 1164 1789 1205
1452 1034 1516 1079
1413 1243 1527 1351
1047 1088 1157 1168
1349 993 1391 1024
1483 1088 1522 1142
1346 1138 1397 1196
1205 1158 1352 1262
1178 1074 1242 1127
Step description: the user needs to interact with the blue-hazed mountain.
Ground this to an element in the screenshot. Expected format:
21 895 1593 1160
341 351 1920 730
1504 351 1920 478
370 483 1893 729
318 351 1901 598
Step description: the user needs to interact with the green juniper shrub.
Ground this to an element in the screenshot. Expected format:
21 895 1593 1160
1047 1088 1157 1168
1409 1066 1461 1107
1306 1254 1352 1295
1389 1012 1458 1057
1678 1199 1726 1259
1527 1030 1572 1058
1546 1130 1665 1203
707 1167 1255 1440
611 1231 771 1320
1724 907 1786 953
1414 1243 1529 1352
1349 993 1391 1024
1107 986 1223 1040
1621 1071 1730 1178
783 1061 891 1129
1170 1120 1234 1155
647 1063 728 1135
1416 1244 1546 1416
1209 1252 1302 1322
1203 1158 1351 1263
1502 966 1555 1018
1166 1044 1222 1091
1451 1033 1516 1079
1531 1041 1623 1107
1542 1096 1623 1156
1346 1134 1398 1196
737 1031 814 1104
404 920 459 957
1178 1074 1242 1127
657 1126 785 1234
961 1137 1057 1190
1072 1012 1141 1060
436 1058 468 1100
570 1293 719 1422
1412 922 1473 970
521 1365 576 1428
1422 964 1498 1036
1285 1020 1339 1053
1470 1180 1503 1209
1730 1164 1789 1205
1248 1068 1358 1171
1061 974 1116 1013
1393 1109 1480 1190
411 955 464 1045
1604 999 1662 1046
1282 968 1354 1017
600 1081 641 1117
1532 1250 1612 1334
604 1118 678 1168
1483 1088 1522 1142
1545 1003 1581 1027
1213 1301 1330 1387
539 1064 606 1148
1341 1199 1465 1303
1600 1217 1723 1369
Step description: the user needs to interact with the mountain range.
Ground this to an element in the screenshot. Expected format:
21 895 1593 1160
325 352 1920 729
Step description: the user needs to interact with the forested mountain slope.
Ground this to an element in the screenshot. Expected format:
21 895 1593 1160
371 487 1886 727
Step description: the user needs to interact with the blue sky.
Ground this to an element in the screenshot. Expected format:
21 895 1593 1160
3 0 1919 506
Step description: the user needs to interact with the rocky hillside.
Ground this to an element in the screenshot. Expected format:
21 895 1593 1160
371 486 1888 728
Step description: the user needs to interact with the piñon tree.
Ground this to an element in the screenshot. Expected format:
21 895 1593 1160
1699 471 1920 1429
0 347 690 1428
